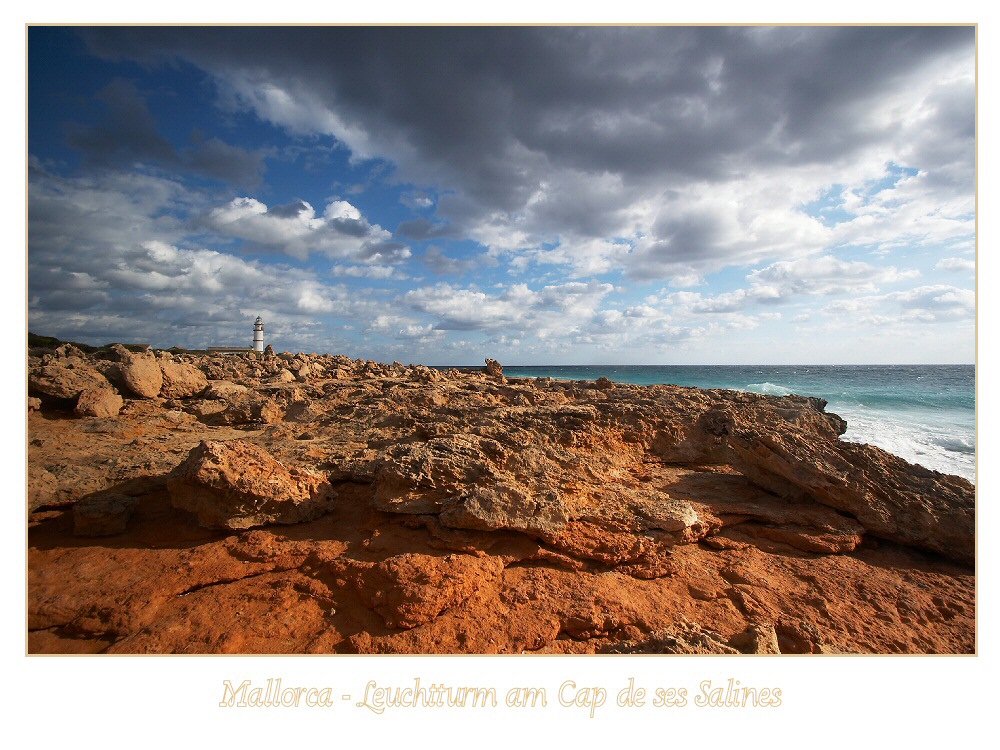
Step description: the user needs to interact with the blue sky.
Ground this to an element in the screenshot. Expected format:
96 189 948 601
27 26 975 364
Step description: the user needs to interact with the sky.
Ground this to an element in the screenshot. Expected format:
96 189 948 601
26 25 976 365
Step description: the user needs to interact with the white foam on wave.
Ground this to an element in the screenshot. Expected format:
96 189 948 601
745 382 794 396
838 407 975 482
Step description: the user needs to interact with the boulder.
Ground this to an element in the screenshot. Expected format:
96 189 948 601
484 358 504 379
269 369 296 384
74 387 124 418
29 358 109 400
159 360 208 398
54 343 87 359
167 440 335 530
104 343 132 362
212 391 284 425
202 380 249 400
115 351 163 398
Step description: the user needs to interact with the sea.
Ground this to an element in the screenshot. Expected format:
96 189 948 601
497 364 976 483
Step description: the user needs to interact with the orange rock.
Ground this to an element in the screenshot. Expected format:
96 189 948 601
26 345 976 655
168 440 335 529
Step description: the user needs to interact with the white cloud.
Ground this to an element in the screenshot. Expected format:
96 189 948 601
403 280 614 334
27 167 398 351
821 284 974 327
747 255 920 297
330 264 399 279
885 285 975 321
203 196 408 263
935 257 975 273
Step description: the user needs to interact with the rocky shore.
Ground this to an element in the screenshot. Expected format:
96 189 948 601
27 344 975 654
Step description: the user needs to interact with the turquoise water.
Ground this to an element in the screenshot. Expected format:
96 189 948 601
498 365 976 482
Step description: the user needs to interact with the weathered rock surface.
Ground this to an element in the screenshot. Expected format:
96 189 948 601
28 465 59 511
484 357 504 379
167 440 335 529
202 380 249 400
158 360 209 399
74 387 124 418
341 553 506 629
29 357 110 400
212 391 284 425
73 493 137 536
722 411 974 564
115 351 163 398
27 347 976 655
606 620 739 654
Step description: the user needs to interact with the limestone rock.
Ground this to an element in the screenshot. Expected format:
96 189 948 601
724 416 974 563
73 493 137 536
74 387 124 418
29 357 110 400
440 484 569 537
213 391 284 426
104 343 133 362
484 358 504 379
27 465 59 511
54 343 87 359
28 397 41 412
116 351 163 399
26 343 977 656
729 623 781 654
355 553 505 629
202 380 249 400
606 621 739 654
373 434 503 514
158 360 208 398
269 369 296 384
168 440 335 529
629 495 700 532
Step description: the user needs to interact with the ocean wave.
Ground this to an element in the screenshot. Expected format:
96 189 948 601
744 382 793 396
931 436 976 454
840 411 975 482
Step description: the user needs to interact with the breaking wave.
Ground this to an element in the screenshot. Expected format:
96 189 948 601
744 382 794 396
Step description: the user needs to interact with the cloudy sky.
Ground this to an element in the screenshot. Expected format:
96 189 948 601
27 26 975 364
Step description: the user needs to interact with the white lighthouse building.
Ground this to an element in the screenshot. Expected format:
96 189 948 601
253 316 265 352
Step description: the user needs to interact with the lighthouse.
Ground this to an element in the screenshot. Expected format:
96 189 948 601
253 316 264 352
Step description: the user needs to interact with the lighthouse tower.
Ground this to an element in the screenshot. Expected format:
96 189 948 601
253 316 264 352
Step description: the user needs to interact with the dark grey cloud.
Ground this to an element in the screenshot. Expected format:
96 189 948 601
64 77 265 188
329 216 373 238
181 135 266 188
396 217 462 241
267 200 312 218
421 246 479 276
66 78 176 167
77 25 974 280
